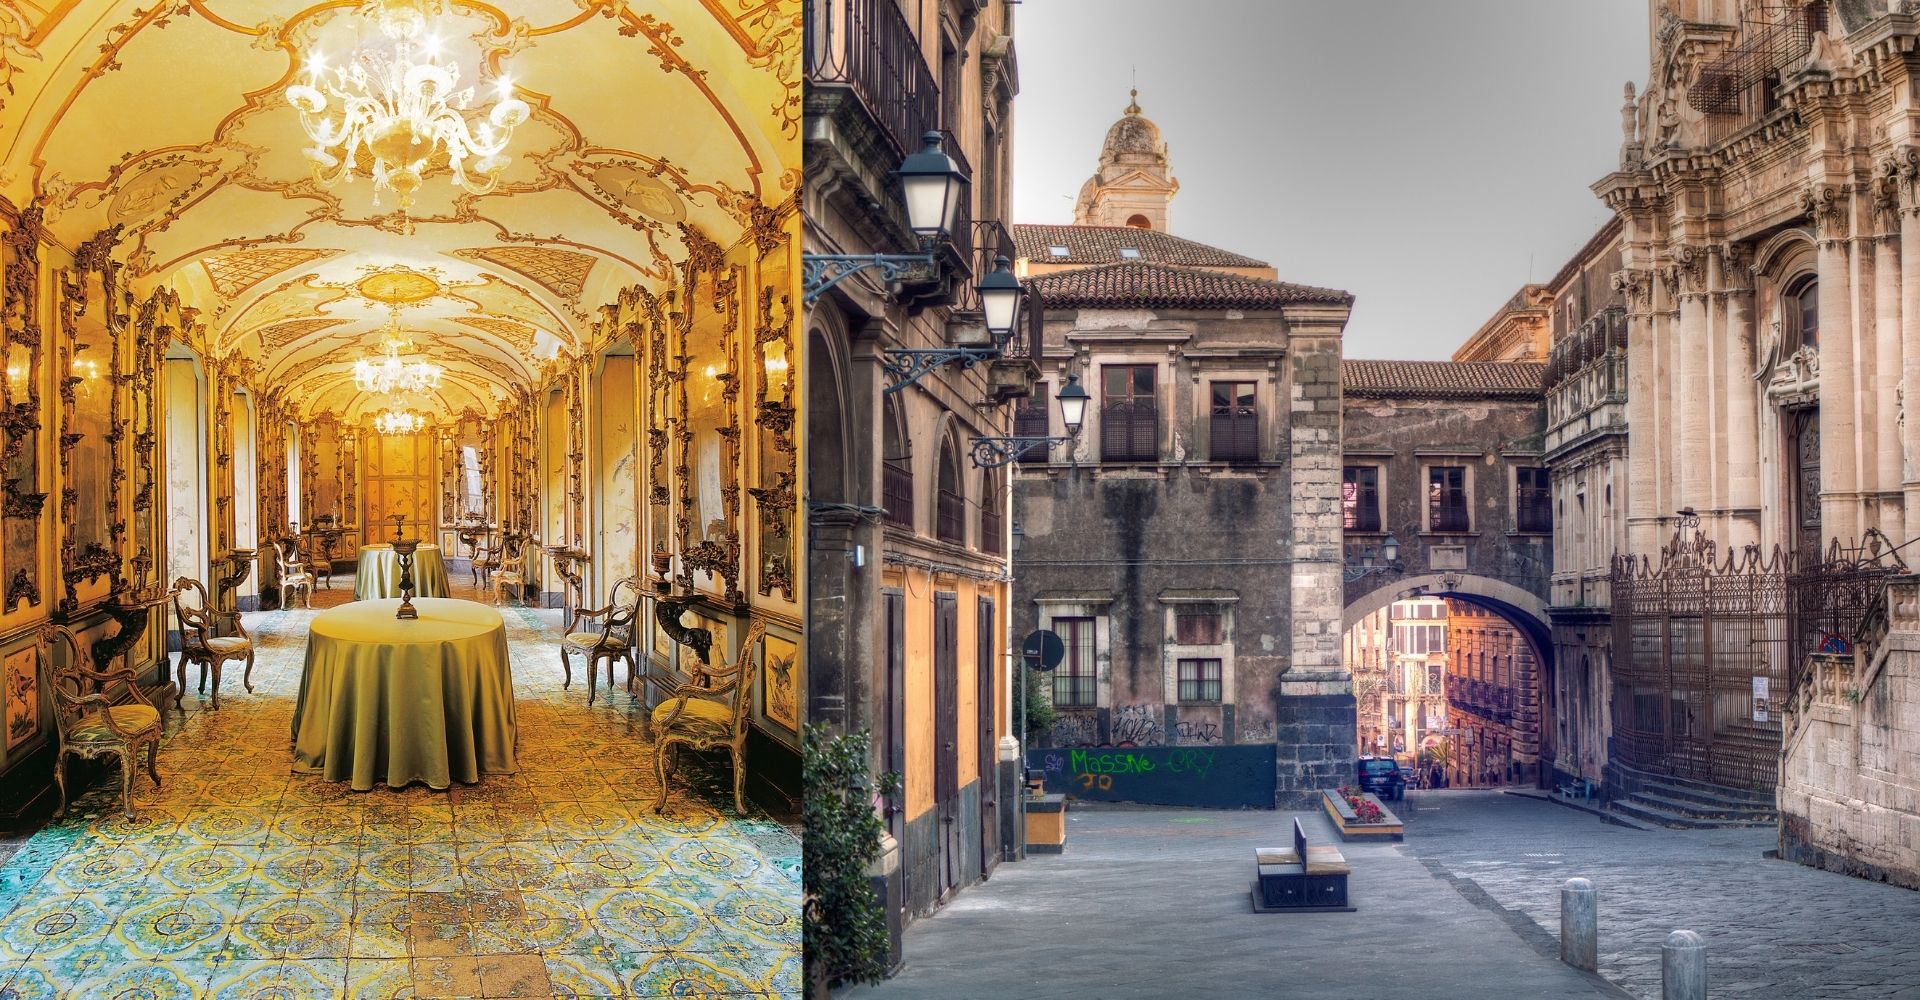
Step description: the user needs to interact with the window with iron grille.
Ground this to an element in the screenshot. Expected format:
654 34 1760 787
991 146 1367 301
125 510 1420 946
1515 467 1552 533
937 487 964 543
882 459 913 528
1428 466 1469 532
1101 365 1158 462
1177 658 1222 703
1174 608 1222 645
1013 383 1050 464
1343 465 1381 532
1053 617 1097 708
1209 381 1257 463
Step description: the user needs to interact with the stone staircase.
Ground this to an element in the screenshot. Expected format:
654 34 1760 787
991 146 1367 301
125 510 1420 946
1606 765 1777 830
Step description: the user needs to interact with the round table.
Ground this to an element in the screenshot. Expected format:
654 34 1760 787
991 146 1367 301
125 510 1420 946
353 543 451 600
291 598 518 790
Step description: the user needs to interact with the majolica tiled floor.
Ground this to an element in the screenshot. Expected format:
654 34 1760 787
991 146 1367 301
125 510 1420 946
0 581 800 999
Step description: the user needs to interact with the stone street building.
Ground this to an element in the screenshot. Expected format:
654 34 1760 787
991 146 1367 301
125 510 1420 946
804 0 1030 945
1010 94 1355 807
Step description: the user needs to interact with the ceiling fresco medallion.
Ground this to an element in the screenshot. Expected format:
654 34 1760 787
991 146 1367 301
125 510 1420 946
584 163 689 222
356 266 442 305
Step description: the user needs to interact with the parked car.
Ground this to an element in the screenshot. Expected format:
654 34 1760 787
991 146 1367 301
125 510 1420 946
1356 756 1406 801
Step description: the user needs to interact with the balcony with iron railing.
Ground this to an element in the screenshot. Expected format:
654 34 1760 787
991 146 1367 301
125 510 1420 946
882 460 913 529
805 0 940 160
1686 2 1829 147
936 487 965 545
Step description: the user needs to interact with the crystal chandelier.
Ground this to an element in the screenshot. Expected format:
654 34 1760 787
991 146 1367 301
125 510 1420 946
354 310 442 395
285 0 531 209
375 410 426 435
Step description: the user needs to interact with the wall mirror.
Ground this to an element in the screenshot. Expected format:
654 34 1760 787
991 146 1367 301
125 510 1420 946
677 235 741 601
752 248 796 603
0 209 44 610
58 230 124 614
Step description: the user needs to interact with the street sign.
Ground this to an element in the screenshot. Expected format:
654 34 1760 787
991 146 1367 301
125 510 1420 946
1022 629 1064 671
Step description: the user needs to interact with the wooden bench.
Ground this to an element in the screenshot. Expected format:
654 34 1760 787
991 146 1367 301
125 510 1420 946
1251 817 1355 912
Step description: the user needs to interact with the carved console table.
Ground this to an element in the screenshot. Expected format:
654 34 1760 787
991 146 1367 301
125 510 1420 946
546 545 589 618
92 586 173 675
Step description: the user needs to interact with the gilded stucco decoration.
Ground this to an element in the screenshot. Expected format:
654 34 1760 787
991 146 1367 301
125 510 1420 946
0 0 800 428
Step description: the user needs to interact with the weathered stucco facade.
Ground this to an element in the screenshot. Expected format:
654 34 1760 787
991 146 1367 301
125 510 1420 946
1009 98 1353 806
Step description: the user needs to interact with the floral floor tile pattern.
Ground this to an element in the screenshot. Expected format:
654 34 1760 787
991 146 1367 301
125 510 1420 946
0 586 799 999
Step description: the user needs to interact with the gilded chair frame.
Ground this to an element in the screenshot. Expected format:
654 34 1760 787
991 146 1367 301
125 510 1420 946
563 575 643 706
40 622 166 820
171 576 255 710
653 619 765 814
490 532 529 607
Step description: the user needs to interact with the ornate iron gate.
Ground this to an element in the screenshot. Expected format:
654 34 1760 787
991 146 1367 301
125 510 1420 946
1612 525 1907 792
1611 525 1788 791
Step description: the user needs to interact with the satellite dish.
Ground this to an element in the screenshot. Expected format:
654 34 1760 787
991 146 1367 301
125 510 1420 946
1022 629 1065 671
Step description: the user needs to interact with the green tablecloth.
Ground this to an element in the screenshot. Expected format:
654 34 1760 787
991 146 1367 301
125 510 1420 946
291 598 518 790
353 543 451 600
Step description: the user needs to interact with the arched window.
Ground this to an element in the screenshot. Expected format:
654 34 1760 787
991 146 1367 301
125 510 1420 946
1785 274 1818 351
979 468 1003 555
1125 213 1151 230
936 437 964 544
882 398 912 529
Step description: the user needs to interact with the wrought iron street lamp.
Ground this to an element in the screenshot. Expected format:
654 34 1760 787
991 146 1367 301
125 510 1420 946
879 255 1028 395
1344 530 1403 583
801 132 964 305
970 374 1088 468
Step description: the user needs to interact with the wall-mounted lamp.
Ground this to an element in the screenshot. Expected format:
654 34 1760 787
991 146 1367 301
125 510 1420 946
802 132 962 306
1344 530 1403 583
879 254 1028 395
968 374 1088 468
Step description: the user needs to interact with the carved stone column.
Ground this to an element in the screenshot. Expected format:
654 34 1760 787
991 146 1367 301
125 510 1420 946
1808 183 1859 549
1723 243 1761 549
1873 167 1904 525
1674 244 1710 514
1897 149 1920 543
1614 266 1660 553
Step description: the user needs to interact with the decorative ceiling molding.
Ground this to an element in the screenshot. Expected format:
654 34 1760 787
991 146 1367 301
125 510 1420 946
453 246 597 320
202 248 338 299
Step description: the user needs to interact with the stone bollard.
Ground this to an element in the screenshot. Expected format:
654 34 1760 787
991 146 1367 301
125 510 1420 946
1560 877 1598 971
1662 929 1706 1000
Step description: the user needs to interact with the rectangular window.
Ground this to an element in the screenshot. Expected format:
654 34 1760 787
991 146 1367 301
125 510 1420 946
1343 465 1381 532
1515 467 1552 533
1428 465 1469 532
461 445 483 515
1053 617 1097 708
1014 383 1050 465
1209 381 1258 463
1101 365 1158 462
1174 609 1222 645
1177 658 1222 703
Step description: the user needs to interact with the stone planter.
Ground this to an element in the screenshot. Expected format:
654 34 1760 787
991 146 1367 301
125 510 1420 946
1321 789 1404 842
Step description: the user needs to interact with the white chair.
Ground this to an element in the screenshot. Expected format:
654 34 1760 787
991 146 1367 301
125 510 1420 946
275 537 314 609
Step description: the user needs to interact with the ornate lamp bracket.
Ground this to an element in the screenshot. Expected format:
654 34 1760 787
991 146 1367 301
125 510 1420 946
879 347 1003 395
801 252 937 304
969 434 1066 469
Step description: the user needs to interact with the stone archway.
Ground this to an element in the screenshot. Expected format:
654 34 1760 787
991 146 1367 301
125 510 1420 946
1342 573 1554 789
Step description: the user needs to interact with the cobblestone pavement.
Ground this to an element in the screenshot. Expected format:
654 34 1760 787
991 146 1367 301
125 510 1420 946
1399 790 1920 999
844 804 1627 1000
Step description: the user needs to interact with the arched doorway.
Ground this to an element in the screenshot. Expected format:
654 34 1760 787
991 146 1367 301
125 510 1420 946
1343 574 1554 790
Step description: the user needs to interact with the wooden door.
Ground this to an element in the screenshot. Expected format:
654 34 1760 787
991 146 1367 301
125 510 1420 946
933 591 959 895
976 595 998 873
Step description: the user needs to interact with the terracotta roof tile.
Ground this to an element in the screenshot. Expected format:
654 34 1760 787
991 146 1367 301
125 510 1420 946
1013 224 1270 268
1028 261 1352 310
1342 360 1546 399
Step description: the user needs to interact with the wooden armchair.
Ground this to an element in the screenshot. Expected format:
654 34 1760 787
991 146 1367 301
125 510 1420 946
304 515 336 589
40 623 166 820
171 577 256 711
562 576 644 706
490 533 530 607
652 620 765 815
274 537 314 610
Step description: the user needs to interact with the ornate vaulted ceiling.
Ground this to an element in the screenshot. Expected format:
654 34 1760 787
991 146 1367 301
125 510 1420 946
0 0 799 419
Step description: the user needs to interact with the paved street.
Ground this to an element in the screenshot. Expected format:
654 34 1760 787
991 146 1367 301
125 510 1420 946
844 791 1920 999
1406 791 1920 998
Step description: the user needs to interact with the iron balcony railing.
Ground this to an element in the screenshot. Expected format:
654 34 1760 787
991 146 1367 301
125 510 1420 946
936 487 965 544
1687 2 1829 146
882 460 913 529
805 0 940 159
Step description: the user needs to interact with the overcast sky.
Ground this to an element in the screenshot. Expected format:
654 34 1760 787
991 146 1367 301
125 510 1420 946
1010 1 1648 360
